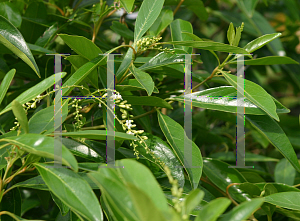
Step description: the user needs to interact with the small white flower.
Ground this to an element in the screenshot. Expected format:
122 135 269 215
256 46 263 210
125 120 133 129
98 103 101 108
126 130 134 135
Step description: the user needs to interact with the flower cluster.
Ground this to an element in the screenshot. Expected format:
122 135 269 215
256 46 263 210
136 36 162 53
164 165 184 214
71 99 84 130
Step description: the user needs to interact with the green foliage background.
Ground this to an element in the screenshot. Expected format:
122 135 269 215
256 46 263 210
0 0 300 220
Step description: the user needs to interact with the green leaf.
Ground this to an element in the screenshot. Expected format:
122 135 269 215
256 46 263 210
164 41 250 54
222 72 279 121
195 197 231 221
274 158 296 186
116 79 159 93
243 33 281 53
237 0 258 18
50 192 70 216
0 69 15 106
35 23 58 47
170 19 194 53
122 95 173 109
34 163 103 221
137 133 185 187
12 100 29 134
118 159 170 213
20 2 47 44
66 55 98 89
139 51 185 71
0 186 22 221
0 134 78 172
126 184 168 221
182 189 205 216
227 22 235 45
183 0 208 21
134 0 165 41
172 86 288 115
62 138 103 163
0 72 67 116
129 65 154 96
120 0 135 13
28 99 69 134
265 192 300 210
209 151 279 162
229 56 299 65
111 21 134 40
202 158 250 203
0 2 22 28
59 34 103 61
157 111 203 189
219 198 264 221
62 55 105 96
246 115 300 173
61 130 137 141
0 15 40 77
149 9 173 36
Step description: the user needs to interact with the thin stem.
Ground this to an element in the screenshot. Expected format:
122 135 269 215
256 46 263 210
226 183 240 206
45 2 65 16
192 66 219 91
81 125 105 130
173 0 185 16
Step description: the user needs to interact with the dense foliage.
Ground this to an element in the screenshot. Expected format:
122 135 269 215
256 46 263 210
0 0 300 220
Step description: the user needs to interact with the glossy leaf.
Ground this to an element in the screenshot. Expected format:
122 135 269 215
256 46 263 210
62 130 136 141
243 33 281 53
0 72 67 115
59 34 102 61
134 0 165 41
203 158 251 203
209 151 279 162
0 69 15 106
172 86 289 115
255 183 300 193
274 158 296 186
265 192 300 210
62 138 103 163
139 51 185 71
164 41 249 54
0 15 40 77
219 198 264 221
120 0 135 13
0 134 78 172
195 197 231 221
122 95 173 109
129 65 154 96
229 56 299 65
34 163 103 221
12 100 29 133
170 19 194 53
149 9 173 36
222 72 279 121
28 99 69 134
246 115 300 173
157 111 203 189
137 133 185 187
